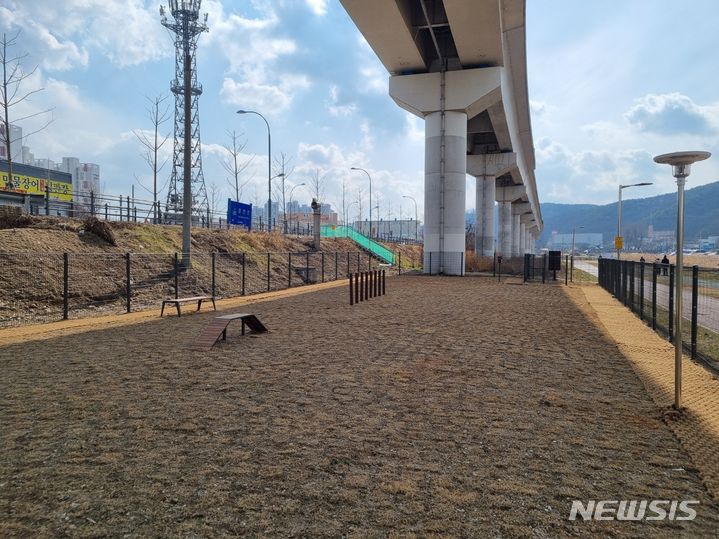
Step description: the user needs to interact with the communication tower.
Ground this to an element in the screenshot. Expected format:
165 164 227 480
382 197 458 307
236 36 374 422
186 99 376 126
160 0 209 220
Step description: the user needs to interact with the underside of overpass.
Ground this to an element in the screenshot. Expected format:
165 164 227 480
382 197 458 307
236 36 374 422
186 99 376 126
340 0 543 274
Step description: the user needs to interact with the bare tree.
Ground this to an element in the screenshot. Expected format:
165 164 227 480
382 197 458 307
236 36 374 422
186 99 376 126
220 129 254 201
132 93 171 222
341 176 348 226
0 30 53 189
356 186 364 231
207 182 223 225
309 168 327 206
273 152 294 233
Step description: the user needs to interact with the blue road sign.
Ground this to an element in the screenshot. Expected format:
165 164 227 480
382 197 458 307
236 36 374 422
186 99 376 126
227 199 252 229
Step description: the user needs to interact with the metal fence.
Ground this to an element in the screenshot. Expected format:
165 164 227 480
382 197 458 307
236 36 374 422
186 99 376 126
0 250 383 327
598 258 719 372
31 187 317 233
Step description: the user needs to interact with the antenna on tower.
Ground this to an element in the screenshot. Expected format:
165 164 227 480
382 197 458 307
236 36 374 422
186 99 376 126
160 0 209 237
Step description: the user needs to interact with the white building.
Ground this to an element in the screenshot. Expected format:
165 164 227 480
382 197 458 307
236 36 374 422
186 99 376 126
0 123 23 163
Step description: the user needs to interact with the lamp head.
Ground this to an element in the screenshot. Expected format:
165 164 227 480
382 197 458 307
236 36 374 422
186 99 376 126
350 167 359 171
654 151 711 178
236 110 247 114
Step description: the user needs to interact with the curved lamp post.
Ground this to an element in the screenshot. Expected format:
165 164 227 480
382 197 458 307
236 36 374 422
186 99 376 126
237 110 273 231
654 150 711 409
617 182 653 259
351 167 372 238
403 195 418 241
287 182 306 233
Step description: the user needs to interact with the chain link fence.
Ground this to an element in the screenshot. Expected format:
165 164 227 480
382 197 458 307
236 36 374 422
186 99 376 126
0 250 384 327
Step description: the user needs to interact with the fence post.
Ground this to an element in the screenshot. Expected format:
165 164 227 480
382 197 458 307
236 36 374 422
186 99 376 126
174 252 179 299
359 272 364 301
242 253 246 296
542 254 546 283
570 255 574 283
691 265 698 359
398 252 402 275
652 263 657 330
90 191 95 216
45 185 50 215
668 265 674 342
288 253 292 288
119 195 123 221
211 252 216 299
125 252 131 313
429 252 432 275
335 252 338 280
267 253 271 292
639 261 645 321
565 255 569 286
349 273 354 305
355 272 359 302
382 269 386 295
629 262 635 312
104 203 108 220
347 252 350 277
63 253 69 320
321 252 325 283
306 252 310 284
127 196 130 222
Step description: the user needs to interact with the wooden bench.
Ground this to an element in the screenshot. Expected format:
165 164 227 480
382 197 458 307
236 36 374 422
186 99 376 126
192 313 268 350
160 295 216 317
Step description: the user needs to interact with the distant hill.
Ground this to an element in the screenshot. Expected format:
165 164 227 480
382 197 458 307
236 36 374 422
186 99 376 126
538 181 719 248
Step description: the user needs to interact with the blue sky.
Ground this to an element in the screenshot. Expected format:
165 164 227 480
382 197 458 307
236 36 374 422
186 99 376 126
2 0 718 222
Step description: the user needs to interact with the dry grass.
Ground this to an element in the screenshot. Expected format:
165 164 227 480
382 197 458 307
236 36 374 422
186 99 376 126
2 276 719 536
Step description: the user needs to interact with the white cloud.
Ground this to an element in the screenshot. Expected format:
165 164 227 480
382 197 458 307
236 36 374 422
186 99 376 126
304 0 328 16
327 85 357 117
624 93 718 136
0 1 170 69
405 112 424 144
205 1 311 115
358 64 386 94
220 74 311 114
535 137 663 203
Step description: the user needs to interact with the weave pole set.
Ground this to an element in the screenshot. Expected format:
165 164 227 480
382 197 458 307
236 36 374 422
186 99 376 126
349 270 386 306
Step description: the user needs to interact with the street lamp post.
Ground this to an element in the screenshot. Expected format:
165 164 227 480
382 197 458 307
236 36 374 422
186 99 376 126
237 109 273 231
351 167 372 238
617 182 653 259
403 195 418 241
654 150 711 409
287 182 306 233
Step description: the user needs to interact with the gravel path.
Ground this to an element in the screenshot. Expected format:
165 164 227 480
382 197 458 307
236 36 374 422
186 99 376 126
1 276 718 537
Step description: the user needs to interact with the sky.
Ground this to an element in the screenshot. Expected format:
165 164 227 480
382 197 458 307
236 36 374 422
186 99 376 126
1 0 718 223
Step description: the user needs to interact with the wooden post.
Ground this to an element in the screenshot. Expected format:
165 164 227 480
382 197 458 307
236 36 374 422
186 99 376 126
349 273 354 306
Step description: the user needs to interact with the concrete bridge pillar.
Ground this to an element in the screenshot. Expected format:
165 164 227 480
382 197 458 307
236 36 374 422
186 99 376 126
424 110 467 275
511 213 521 257
390 68 506 275
497 202 512 258
474 175 495 257
519 223 526 256
467 153 516 258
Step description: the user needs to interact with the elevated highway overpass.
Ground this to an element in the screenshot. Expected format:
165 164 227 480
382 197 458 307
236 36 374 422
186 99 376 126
340 0 542 274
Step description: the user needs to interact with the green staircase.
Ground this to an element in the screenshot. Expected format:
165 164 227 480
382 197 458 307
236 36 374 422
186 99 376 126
321 225 395 265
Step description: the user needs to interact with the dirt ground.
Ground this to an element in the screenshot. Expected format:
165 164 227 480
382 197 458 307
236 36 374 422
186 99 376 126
2 276 719 537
